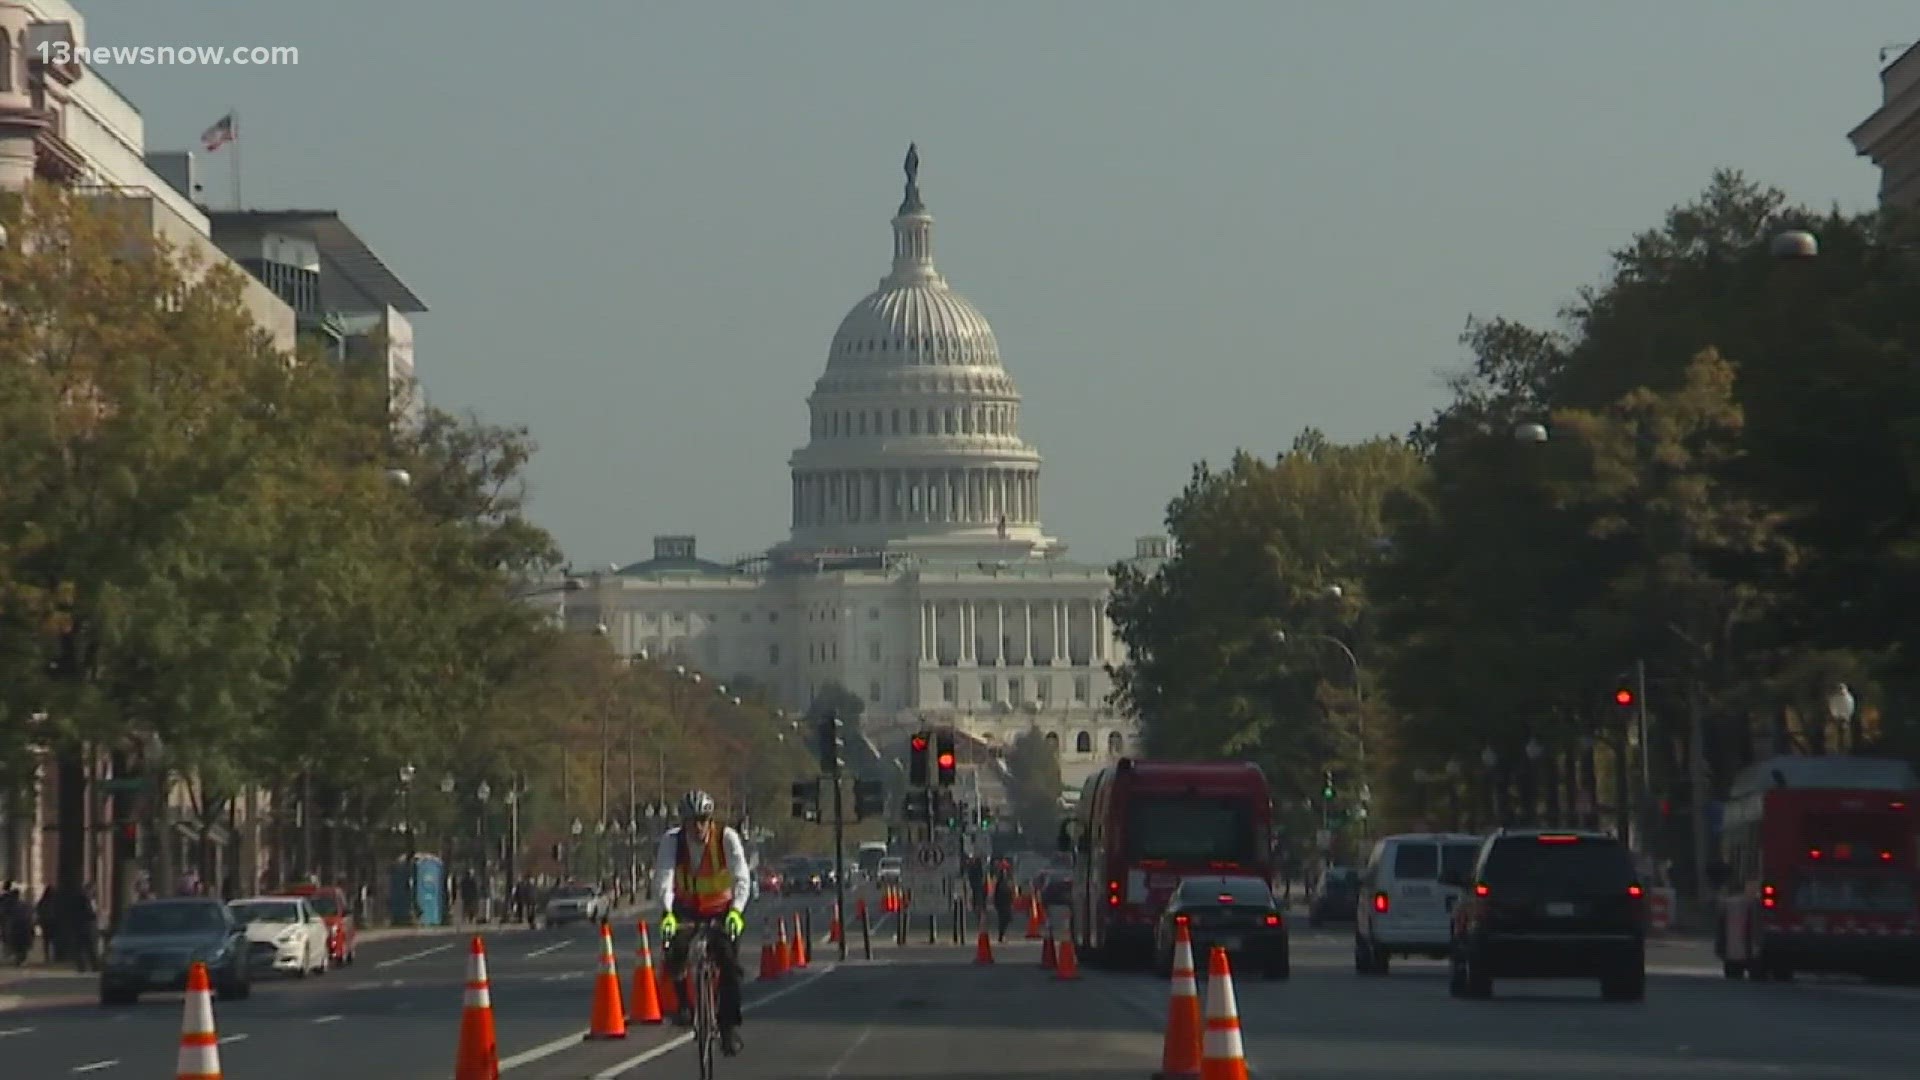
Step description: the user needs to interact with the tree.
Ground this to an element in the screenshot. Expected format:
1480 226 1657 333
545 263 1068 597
1003 728 1063 840
1107 432 1426 811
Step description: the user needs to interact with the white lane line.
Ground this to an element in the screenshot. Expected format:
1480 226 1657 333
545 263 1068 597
499 962 836 1075
523 940 571 959
0 1026 35 1037
313 1014 343 1024
538 972 584 983
824 1021 875 1078
586 964 837 1078
373 942 455 969
70 1060 118 1073
218 1033 248 1045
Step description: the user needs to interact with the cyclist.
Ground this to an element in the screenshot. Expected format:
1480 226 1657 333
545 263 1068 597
654 790 750 1056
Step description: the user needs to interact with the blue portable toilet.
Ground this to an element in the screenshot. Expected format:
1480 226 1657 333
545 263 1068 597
389 854 447 926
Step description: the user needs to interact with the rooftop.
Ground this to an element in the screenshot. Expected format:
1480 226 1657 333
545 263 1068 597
209 209 427 314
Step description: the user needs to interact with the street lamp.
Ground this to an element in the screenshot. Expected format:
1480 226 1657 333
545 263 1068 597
1828 683 1858 748
1770 229 1819 260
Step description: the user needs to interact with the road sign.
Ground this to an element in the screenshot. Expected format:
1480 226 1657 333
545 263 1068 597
915 842 946 869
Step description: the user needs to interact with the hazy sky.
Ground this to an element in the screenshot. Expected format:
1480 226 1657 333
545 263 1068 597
86 1 1907 566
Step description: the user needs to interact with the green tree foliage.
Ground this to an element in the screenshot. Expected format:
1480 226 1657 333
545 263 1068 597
1003 728 1063 840
1107 431 1426 806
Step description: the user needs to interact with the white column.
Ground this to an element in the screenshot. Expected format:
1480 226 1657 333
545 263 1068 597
1089 598 1103 662
921 601 933 661
995 603 1005 666
1022 601 1034 665
1051 600 1063 664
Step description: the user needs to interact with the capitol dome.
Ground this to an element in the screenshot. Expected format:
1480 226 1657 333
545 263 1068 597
783 146 1054 560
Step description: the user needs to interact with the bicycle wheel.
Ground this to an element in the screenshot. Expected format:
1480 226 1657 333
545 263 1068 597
694 949 717 1079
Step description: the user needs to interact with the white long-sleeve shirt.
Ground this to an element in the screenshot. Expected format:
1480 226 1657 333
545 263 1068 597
653 825 752 916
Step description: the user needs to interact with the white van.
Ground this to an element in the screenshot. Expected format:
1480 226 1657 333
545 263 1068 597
1354 832 1484 974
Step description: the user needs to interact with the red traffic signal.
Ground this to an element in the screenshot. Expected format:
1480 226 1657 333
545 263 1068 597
1614 688 1634 707
936 752 955 769
911 735 929 752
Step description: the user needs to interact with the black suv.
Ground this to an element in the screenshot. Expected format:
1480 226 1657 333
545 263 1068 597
1448 829 1646 1001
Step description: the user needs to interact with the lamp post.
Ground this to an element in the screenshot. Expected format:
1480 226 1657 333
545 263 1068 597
1481 747 1500 826
399 763 417 925
1827 683 1858 751
569 817 584 878
1275 622 1369 835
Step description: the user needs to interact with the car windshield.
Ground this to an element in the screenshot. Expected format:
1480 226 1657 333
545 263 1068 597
879 858 902 869
554 886 594 899
1480 838 1634 892
1178 878 1271 905
230 901 302 924
123 902 228 934
1393 843 1441 879
302 893 340 916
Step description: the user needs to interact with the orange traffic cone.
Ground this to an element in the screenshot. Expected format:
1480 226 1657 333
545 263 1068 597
453 936 499 1080
1040 925 1058 970
1025 894 1043 939
176 961 222 1080
1199 946 1248 1080
657 962 682 1013
629 924 663 1025
584 922 628 1040
793 913 809 967
974 908 995 965
1154 924 1204 1080
775 920 792 975
1053 934 1081 981
829 901 843 944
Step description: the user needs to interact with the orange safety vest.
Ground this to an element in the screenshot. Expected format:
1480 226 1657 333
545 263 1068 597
672 827 734 918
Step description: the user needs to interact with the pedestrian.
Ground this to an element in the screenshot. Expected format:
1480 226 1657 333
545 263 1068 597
34 885 58 962
992 874 1015 942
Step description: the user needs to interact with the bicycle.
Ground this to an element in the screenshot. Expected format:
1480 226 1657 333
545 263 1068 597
679 920 734 1079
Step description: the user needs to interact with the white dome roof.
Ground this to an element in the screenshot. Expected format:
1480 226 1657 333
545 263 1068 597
826 282 1001 371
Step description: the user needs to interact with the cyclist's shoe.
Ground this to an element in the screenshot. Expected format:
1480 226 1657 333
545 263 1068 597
721 1027 743 1056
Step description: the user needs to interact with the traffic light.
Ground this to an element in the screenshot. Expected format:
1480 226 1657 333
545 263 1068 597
1321 770 1336 802
908 731 931 786
117 821 138 855
979 806 994 829
904 790 929 821
1614 686 1635 708
935 730 957 786
853 779 885 821
791 779 820 821
818 712 845 775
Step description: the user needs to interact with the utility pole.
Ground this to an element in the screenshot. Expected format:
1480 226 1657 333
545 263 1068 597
821 710 848 961
1634 658 1652 852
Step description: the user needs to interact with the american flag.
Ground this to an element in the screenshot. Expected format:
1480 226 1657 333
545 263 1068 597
200 112 236 152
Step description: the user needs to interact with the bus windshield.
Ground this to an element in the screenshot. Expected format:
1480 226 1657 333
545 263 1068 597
1123 795 1258 864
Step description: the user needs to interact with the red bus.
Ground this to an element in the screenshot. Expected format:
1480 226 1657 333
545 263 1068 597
1058 758 1274 965
1717 754 1920 982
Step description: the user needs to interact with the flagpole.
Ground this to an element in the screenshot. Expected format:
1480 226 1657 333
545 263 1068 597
230 107 241 209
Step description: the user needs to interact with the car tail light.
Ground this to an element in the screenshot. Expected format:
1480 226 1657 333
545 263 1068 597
1627 884 1644 899
1882 850 1894 863
1473 883 1490 897
1264 913 1281 927
1761 883 1777 909
1537 834 1580 844
1217 893 1235 904
1372 892 1389 914
1174 913 1190 926
1809 848 1823 860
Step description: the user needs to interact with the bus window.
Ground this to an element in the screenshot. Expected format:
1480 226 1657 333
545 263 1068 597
1123 796 1256 863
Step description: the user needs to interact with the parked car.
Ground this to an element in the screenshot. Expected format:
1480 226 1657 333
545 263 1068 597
229 896 329 978
100 898 251 1005
275 884 357 966
542 883 607 926
876 857 904 885
1309 867 1361 927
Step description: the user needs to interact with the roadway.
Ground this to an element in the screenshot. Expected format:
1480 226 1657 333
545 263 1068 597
9 895 1920 1077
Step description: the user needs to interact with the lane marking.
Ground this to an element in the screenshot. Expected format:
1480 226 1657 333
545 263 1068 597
314 1014 343 1024
824 1022 876 1078
71 1061 118 1073
373 942 455 969
539 972 584 983
218 1033 248 1045
500 963 836 1075
524 940 571 959
0 1026 35 1038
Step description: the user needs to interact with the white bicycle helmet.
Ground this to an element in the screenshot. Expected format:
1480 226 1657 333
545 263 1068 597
679 789 716 820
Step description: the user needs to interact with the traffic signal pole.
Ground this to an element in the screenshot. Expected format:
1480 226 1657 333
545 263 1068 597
831 770 847 961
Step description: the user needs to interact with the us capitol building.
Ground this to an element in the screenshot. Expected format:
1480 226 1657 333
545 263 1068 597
555 147 1159 792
